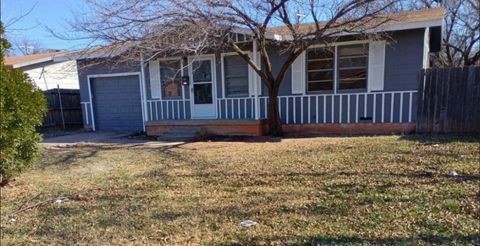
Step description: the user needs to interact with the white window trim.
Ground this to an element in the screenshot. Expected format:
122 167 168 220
221 52 253 98
155 57 185 100
306 40 372 94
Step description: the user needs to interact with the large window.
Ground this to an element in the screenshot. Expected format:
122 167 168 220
337 44 368 90
307 47 334 91
223 55 249 97
307 43 368 92
160 60 182 98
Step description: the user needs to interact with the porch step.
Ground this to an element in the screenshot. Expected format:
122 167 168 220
156 126 203 141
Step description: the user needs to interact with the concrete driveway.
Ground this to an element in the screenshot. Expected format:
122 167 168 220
42 131 180 147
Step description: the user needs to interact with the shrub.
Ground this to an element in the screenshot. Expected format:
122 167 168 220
0 24 47 185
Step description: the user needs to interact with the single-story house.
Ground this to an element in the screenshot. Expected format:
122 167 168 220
68 8 444 135
5 51 80 91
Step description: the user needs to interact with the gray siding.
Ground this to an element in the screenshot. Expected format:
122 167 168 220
91 75 143 131
384 29 424 90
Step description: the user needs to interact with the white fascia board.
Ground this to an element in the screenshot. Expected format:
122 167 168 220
12 57 54 68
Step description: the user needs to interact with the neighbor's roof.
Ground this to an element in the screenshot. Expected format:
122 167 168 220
4 51 68 68
268 7 445 36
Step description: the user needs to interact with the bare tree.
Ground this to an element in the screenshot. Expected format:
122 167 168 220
393 0 479 66
72 0 397 135
10 37 45 55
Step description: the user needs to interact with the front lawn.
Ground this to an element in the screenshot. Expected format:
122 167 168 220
1 135 479 245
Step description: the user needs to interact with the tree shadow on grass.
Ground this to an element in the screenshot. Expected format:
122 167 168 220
202 135 282 143
37 148 101 170
400 134 480 144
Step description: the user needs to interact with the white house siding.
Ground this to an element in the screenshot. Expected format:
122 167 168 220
22 60 79 90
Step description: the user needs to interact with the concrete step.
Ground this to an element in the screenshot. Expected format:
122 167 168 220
157 126 203 142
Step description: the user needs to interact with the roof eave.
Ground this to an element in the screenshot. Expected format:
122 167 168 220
270 19 444 41
10 56 54 68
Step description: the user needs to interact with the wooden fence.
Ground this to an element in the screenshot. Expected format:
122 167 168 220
417 66 480 134
42 88 83 128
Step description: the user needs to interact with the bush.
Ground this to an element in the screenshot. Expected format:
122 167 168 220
0 24 47 185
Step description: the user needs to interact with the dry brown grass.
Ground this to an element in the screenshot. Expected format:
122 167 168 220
1 135 479 245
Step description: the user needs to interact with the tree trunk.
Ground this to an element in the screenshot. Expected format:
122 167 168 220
266 88 283 136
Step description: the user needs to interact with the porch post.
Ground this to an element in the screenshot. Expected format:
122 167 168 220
140 53 148 131
253 39 260 120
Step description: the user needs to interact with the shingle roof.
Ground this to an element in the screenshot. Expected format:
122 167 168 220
4 51 68 68
268 7 445 35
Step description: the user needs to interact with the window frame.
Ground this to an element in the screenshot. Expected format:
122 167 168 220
306 46 335 93
221 52 252 98
305 40 370 94
157 57 184 100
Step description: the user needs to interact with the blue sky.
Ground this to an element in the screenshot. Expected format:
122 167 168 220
2 0 90 52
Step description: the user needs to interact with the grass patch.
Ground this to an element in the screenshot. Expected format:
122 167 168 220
1 135 479 245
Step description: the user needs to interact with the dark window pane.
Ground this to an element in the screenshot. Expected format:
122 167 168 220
192 60 212 82
307 47 334 59
338 57 367 68
193 84 213 104
339 79 366 90
224 55 249 97
308 71 333 81
339 69 367 80
338 44 368 57
159 60 182 98
308 59 334 70
308 81 333 91
225 77 248 96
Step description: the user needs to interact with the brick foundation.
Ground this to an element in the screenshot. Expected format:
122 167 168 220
146 120 415 136
282 123 416 135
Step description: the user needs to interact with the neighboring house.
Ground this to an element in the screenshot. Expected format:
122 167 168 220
71 8 444 135
5 51 79 91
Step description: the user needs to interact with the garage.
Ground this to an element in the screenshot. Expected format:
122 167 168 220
90 75 143 131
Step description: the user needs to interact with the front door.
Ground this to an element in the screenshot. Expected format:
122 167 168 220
189 57 216 118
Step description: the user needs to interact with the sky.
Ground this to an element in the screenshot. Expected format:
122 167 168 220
2 0 91 53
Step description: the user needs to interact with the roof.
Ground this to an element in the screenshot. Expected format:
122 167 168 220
4 51 68 68
268 7 445 36
55 8 444 61
53 44 133 62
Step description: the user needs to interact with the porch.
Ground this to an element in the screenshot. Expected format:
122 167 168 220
144 90 418 136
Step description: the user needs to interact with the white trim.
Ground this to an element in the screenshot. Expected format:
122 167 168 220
149 59 162 100
253 40 260 120
87 72 144 132
86 76 96 131
291 51 306 95
140 54 147 130
87 72 140 78
368 40 386 92
333 45 338 94
11 57 54 68
423 27 430 69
